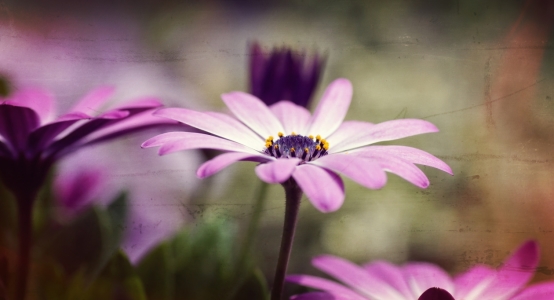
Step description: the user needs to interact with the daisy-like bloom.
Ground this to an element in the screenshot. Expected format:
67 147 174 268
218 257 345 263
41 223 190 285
249 42 325 108
0 86 171 300
143 78 452 213
287 240 554 300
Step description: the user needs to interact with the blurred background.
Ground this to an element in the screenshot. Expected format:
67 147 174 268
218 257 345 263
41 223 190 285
2 0 554 298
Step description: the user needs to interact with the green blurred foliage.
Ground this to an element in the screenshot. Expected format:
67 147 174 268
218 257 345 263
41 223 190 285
0 76 10 97
137 221 269 300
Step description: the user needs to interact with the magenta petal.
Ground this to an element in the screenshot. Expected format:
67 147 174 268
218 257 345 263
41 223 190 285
221 91 284 138
310 154 386 189
255 158 300 183
326 121 374 152
28 119 85 153
401 263 454 297
287 275 367 300
292 164 344 213
54 167 103 212
0 104 40 151
197 152 270 179
307 79 352 138
150 133 260 156
270 101 311 135
5 89 55 123
418 288 455 300
291 292 354 300
312 255 406 299
512 283 554 300
453 265 496 299
332 119 439 153
478 240 539 299
352 146 452 175
68 86 115 117
154 108 261 149
363 261 414 299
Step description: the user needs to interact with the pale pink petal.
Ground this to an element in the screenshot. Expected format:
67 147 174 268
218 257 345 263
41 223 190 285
5 88 55 123
363 261 414 299
221 91 284 138
332 119 439 153
292 165 344 213
142 132 260 155
326 121 374 153
154 107 262 150
401 263 455 297
286 275 367 300
512 283 554 300
309 154 386 189
197 152 270 179
255 158 301 183
312 255 406 300
68 86 115 117
270 101 311 135
352 146 453 175
352 152 430 188
453 265 496 300
291 292 358 300
477 241 539 300
307 78 352 138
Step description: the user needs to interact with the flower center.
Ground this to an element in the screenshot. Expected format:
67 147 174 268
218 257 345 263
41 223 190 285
263 132 329 162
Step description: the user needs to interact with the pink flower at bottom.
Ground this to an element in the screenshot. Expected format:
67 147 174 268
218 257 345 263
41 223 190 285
287 240 554 300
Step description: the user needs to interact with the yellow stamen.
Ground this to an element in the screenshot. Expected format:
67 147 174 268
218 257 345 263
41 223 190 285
291 132 297 136
315 145 321 151
308 135 314 140
323 143 329 150
320 138 327 145
304 147 309 153
274 145 279 149
290 147 295 152
267 135 274 141
265 141 272 148
316 134 321 141
278 132 284 138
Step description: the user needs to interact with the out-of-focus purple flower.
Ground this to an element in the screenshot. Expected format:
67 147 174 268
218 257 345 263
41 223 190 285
287 240 554 300
249 42 325 108
53 166 103 215
143 78 452 213
0 87 171 202
418 288 454 300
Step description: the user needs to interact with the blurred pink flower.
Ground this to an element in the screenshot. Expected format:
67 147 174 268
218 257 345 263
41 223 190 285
287 240 554 300
143 78 452 213
53 166 104 215
0 87 170 201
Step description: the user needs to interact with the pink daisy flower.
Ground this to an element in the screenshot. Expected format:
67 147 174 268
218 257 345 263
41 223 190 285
287 240 554 300
143 78 452 213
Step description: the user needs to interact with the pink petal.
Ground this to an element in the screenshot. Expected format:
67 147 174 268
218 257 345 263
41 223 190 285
453 265 496 300
109 97 162 110
512 282 554 300
5 88 55 123
269 101 311 135
197 152 270 179
352 146 453 175
363 261 414 299
312 255 406 300
307 78 352 138
142 132 261 155
221 91 284 138
352 152 430 188
292 164 345 213
154 107 261 150
477 240 539 299
326 121 374 153
291 292 358 300
401 263 454 297
0 104 40 151
286 275 367 300
68 86 115 117
332 119 439 153
309 154 386 189
255 158 300 183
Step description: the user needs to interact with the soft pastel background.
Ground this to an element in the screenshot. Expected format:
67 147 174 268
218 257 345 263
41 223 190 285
2 0 554 297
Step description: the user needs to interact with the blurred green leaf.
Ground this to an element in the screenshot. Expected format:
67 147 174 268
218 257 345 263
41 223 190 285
0 76 10 97
137 220 269 300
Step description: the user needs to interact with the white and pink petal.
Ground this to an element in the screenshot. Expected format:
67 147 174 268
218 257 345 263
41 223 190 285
307 78 353 138
292 164 345 213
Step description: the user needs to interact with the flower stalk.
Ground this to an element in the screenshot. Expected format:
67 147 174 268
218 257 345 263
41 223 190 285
14 192 36 300
271 179 302 300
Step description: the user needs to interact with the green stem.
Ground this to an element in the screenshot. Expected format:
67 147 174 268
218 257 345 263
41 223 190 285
15 194 34 300
270 180 302 300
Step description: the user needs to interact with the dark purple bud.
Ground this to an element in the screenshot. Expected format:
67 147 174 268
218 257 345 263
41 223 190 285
418 287 455 300
249 41 325 108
